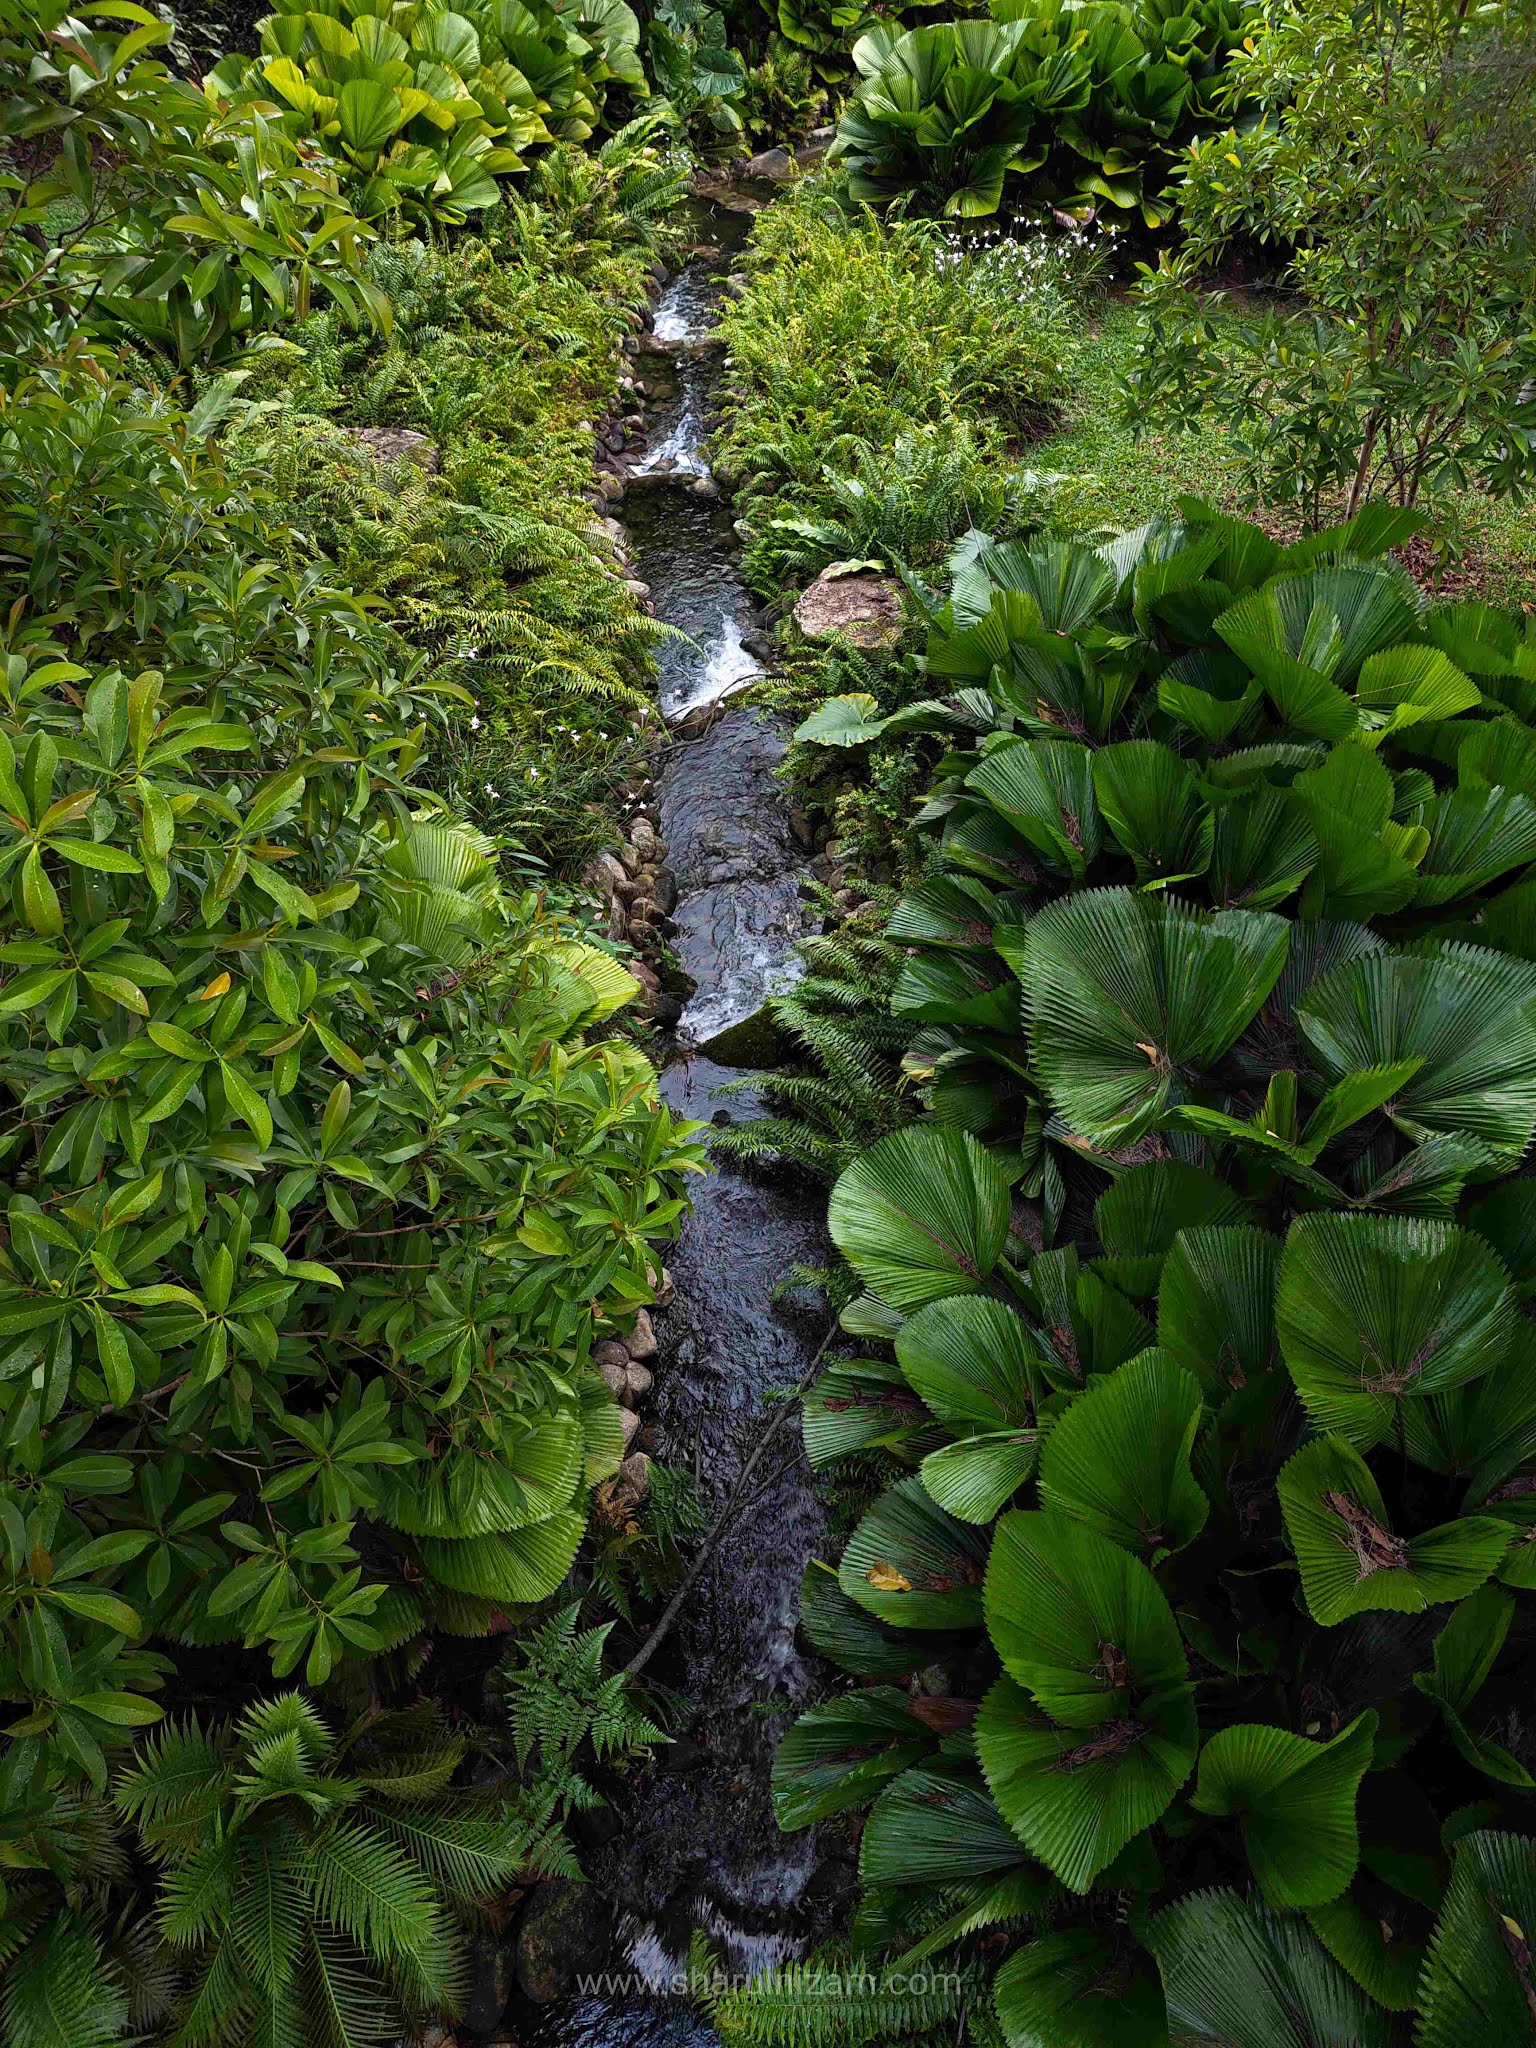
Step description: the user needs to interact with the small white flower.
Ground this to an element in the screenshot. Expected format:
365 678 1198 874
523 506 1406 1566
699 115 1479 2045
470 714 481 730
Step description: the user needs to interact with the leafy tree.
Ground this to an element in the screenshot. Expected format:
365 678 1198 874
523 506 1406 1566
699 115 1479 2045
1130 0 1536 521
757 502 1536 2041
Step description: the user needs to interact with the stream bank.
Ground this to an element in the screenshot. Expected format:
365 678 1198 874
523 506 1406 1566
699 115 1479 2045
505 190 843 2048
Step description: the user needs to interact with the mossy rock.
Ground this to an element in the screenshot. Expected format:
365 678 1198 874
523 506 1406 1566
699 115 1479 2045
515 1879 613 2003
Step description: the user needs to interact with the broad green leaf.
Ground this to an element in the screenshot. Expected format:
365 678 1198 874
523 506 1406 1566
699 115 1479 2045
839 1474 989 1629
1191 1713 1376 1907
994 1930 1168 2048
984 1509 1190 1726
1416 1832 1536 2048
1278 1435 1510 1624
976 1670 1197 1893
771 1689 938 1829
1277 1213 1518 1446
1022 889 1289 1142
1037 1349 1207 1559
828 1126 1012 1311
1149 1889 1392 2048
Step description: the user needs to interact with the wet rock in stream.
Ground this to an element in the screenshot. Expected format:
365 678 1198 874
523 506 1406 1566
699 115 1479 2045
655 707 812 1058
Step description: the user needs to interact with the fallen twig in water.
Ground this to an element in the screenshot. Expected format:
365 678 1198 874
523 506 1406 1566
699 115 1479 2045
622 1320 837 1680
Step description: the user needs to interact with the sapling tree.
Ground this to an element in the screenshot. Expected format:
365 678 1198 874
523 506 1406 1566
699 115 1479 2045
1128 0 1536 523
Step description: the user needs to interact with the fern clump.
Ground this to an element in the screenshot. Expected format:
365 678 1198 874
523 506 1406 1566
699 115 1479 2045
227 150 685 873
712 916 917 1179
713 183 1082 602
492 1605 668 1870
116 1695 532 2041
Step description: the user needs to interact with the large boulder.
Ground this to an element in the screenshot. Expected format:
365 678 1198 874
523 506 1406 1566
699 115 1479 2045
792 564 904 650
744 130 834 182
348 426 441 474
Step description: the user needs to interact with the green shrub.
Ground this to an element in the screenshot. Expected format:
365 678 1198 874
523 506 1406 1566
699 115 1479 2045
226 137 685 871
714 185 1077 594
210 0 649 224
738 34 828 142
0 0 388 367
753 501 1536 2040
743 421 1068 586
644 0 750 147
0 354 702 1782
1131 0 1536 522
830 0 1254 223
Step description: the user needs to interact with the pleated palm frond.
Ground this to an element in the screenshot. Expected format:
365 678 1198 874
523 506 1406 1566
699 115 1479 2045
374 814 507 969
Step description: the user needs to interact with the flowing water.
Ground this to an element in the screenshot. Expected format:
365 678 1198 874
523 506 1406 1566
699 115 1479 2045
513 202 833 2048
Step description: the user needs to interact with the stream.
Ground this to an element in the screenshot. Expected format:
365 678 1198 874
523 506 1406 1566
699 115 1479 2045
514 201 836 2048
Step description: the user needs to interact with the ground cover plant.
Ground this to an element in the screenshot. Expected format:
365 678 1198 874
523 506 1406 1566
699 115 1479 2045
718 500 1536 2043
713 183 1080 596
226 121 687 873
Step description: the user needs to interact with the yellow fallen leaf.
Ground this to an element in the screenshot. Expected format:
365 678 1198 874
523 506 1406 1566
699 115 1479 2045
866 1562 911 1592
200 972 231 1000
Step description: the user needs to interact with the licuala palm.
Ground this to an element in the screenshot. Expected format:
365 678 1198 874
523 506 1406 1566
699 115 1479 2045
750 497 1536 2045
116 1694 531 2047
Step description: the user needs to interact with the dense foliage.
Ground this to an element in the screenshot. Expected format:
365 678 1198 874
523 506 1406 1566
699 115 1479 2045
0 0 388 366
228 123 686 870
714 187 1079 593
748 502 1536 2041
0 346 703 2030
0 0 706 2034
830 0 1254 221
1133 0 1536 520
211 0 649 223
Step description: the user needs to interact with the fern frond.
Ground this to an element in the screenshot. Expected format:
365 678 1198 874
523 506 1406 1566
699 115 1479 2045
297 1925 401 2048
160 1941 252 2048
702 1949 977 2047
3 1911 129 2048
114 1720 231 1840
360 1801 529 1903
306 1821 456 2006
